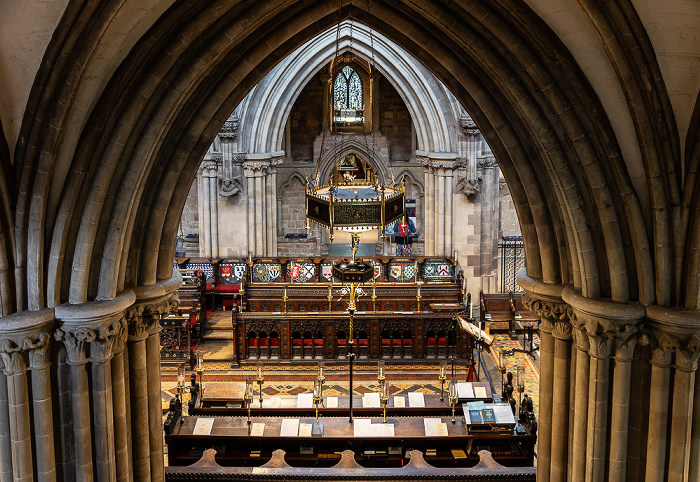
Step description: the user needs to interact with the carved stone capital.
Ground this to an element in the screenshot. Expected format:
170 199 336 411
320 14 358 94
243 160 271 176
24 332 53 370
675 334 700 372
417 156 430 167
0 339 28 375
649 333 679 368
200 160 219 177
126 305 148 342
573 326 590 353
584 319 618 359
89 318 128 363
613 324 640 362
552 320 573 341
55 327 96 365
522 293 569 322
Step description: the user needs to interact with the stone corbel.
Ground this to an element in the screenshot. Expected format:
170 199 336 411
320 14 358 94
456 176 481 199
647 332 679 368
219 153 245 197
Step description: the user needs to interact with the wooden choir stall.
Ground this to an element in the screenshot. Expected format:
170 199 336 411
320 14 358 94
227 256 473 363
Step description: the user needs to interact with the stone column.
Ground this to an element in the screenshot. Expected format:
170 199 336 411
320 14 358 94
436 171 445 256
690 364 700 481
420 159 433 256
521 283 567 482
125 304 151 482
2 345 33 482
131 273 181 482
55 293 134 482
571 322 590 482
265 166 273 255
0 310 55 482
270 160 280 256
478 155 498 291
645 334 677 481
209 157 220 259
198 161 218 258
244 161 270 257
445 169 454 256
26 332 55 482
551 319 573 481
246 174 255 257
0 369 11 481
111 335 131 482
255 174 264 256
561 287 645 482
668 335 700 481
608 327 638 482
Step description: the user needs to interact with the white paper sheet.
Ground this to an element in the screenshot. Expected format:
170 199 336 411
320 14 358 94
353 418 372 437
434 423 449 436
423 417 442 437
408 392 425 407
457 382 475 399
492 403 516 425
297 393 314 408
326 396 338 408
280 418 300 437
381 424 395 436
263 396 282 408
193 417 215 436
250 422 265 437
362 392 381 408
473 386 488 399
393 396 405 408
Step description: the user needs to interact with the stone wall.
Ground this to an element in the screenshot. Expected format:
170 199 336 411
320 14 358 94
379 76 413 161
279 174 307 235
499 180 521 237
289 72 323 163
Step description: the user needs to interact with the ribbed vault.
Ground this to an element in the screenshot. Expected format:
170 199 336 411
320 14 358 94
0 0 695 317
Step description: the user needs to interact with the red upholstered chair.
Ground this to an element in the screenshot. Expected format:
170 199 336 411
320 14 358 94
358 338 368 346
438 337 447 346
292 339 302 346
271 338 279 347
215 284 240 311
337 339 347 346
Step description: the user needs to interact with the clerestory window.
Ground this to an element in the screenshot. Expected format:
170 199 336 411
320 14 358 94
333 66 364 128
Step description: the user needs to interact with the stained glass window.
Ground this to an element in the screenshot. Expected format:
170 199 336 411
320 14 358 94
333 66 362 110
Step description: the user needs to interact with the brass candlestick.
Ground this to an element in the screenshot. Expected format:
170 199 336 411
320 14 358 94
313 378 323 422
498 350 507 398
380 380 389 423
195 352 205 397
256 361 265 406
438 360 447 401
317 361 325 397
177 365 186 423
283 285 288 313
516 366 525 423
377 360 385 385
244 377 254 424
449 378 458 423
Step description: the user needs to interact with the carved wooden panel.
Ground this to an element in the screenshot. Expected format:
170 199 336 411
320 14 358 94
238 321 247 359
280 322 290 359
324 322 336 359
370 322 380 358
414 320 424 358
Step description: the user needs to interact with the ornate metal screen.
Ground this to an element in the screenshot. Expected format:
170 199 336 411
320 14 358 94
499 236 525 292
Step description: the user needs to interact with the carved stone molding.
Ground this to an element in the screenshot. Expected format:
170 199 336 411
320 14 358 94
417 156 430 167
613 324 640 362
219 113 240 140
459 111 479 135
477 156 497 169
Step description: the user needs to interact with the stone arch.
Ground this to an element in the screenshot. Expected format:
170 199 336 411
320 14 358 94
316 136 391 185
235 21 460 159
7 0 670 310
